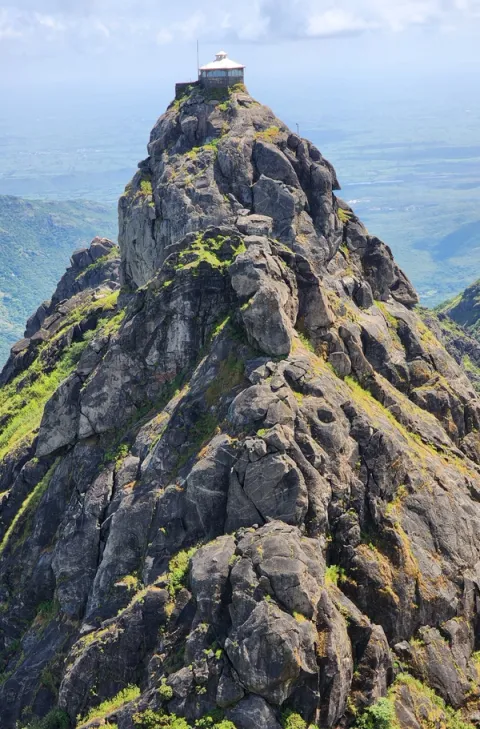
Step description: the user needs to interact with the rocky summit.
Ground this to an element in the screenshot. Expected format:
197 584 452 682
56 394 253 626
2 84 480 729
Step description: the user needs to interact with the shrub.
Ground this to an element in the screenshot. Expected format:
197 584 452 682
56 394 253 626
158 678 173 701
281 710 308 729
325 565 346 587
357 698 397 729
140 179 153 196
167 547 198 597
22 709 69 729
133 710 189 729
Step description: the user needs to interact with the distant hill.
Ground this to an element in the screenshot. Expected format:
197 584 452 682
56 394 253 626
418 280 480 392
0 195 117 363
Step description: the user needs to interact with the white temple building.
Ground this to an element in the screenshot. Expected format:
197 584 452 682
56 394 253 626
199 51 245 88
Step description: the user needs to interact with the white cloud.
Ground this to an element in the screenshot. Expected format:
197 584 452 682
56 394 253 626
1 0 480 53
155 10 206 45
34 12 66 31
306 8 376 37
0 8 23 38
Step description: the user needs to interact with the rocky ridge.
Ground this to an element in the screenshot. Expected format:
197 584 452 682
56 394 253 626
1 84 480 729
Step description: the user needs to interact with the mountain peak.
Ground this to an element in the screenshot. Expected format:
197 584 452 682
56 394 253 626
119 84 344 289
2 84 480 729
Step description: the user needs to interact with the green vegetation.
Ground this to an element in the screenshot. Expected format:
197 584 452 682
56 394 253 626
0 290 120 462
140 179 153 196
171 85 196 110
0 462 57 557
167 546 199 598
325 564 346 586
205 353 244 407
186 137 223 162
115 572 142 593
158 678 174 701
355 673 475 729
76 684 140 727
338 208 354 224
133 709 236 729
49 289 119 345
0 334 88 461
176 411 219 470
75 245 119 281
101 306 126 337
375 301 399 331
357 698 397 729
34 599 60 628
175 233 245 275
254 126 281 142
281 710 318 729
21 709 70 729
297 331 315 353
133 711 189 729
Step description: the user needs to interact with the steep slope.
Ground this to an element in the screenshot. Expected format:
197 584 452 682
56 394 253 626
0 195 117 364
2 85 480 729
420 305 480 391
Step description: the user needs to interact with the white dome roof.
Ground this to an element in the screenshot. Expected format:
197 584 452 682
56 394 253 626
199 51 245 71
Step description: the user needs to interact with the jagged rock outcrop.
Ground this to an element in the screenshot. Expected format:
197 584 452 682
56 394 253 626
1 84 480 729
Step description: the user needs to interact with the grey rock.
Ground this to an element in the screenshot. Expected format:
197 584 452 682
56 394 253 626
242 453 308 526
227 695 282 729
216 665 245 708
328 351 352 378
190 535 236 626
236 214 273 237
225 601 317 704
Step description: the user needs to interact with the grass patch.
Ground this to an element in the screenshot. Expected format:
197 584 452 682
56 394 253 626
0 461 57 557
0 338 88 461
338 208 354 224
175 232 245 274
297 332 315 353
76 685 140 727
205 354 244 407
0 290 121 462
254 126 281 142
375 301 399 331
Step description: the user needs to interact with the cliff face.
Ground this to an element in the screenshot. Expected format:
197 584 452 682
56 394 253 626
2 85 480 729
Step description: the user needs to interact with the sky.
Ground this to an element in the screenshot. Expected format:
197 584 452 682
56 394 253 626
1 0 480 89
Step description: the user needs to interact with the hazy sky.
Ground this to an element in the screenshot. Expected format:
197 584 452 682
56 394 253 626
1 0 480 88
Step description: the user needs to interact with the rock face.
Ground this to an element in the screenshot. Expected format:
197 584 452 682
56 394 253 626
1 85 480 729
